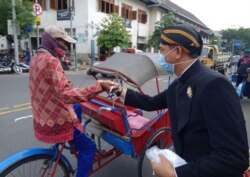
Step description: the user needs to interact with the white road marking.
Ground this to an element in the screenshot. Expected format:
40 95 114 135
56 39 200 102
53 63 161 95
14 115 33 122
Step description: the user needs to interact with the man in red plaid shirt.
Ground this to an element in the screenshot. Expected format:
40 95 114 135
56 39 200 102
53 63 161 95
29 25 112 177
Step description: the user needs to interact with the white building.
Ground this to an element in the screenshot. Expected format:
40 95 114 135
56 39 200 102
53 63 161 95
22 0 212 60
0 36 8 50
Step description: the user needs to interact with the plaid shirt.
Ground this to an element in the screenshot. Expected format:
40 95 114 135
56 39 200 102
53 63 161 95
29 50 102 144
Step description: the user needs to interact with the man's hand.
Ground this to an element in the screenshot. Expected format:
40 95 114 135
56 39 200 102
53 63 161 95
151 155 177 177
98 80 119 93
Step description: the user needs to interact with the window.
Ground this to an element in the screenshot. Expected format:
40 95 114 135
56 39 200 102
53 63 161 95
37 0 46 10
121 3 136 20
58 0 67 10
50 0 75 10
50 0 56 9
65 28 76 37
138 9 147 24
98 0 119 14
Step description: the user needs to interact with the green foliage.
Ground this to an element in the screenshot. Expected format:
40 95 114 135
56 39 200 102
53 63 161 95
0 0 35 39
16 0 35 38
221 27 250 51
147 12 176 48
0 0 12 36
96 13 130 55
210 35 220 45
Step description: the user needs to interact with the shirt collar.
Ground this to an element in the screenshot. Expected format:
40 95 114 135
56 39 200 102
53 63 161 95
179 58 199 77
178 59 203 84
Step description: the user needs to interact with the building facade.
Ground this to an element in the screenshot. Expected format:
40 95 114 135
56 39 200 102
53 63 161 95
0 36 8 51
20 0 212 60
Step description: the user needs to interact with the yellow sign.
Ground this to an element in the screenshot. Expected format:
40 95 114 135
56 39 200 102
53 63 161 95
35 16 41 25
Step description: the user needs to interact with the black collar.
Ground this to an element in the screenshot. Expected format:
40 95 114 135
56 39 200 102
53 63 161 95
179 60 204 84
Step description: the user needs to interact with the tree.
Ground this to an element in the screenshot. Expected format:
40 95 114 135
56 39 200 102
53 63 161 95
210 35 220 45
221 27 250 53
96 13 130 56
147 12 176 48
0 0 12 37
0 0 35 39
16 0 35 39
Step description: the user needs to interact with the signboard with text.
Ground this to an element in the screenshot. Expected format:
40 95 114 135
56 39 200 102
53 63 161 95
57 10 71 21
123 19 132 28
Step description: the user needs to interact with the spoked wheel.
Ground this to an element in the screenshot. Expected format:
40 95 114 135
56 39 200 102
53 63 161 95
0 154 70 177
138 127 172 177
12 64 22 74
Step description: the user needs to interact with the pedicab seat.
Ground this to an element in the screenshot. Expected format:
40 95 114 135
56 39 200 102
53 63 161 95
80 95 150 136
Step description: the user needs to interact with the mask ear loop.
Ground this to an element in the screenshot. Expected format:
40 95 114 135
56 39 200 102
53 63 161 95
162 46 177 58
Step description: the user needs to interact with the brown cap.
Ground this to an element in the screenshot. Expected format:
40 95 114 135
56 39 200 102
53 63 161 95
161 24 203 55
44 25 76 44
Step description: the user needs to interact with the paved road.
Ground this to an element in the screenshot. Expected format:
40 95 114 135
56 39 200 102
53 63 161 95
0 71 141 177
0 71 249 177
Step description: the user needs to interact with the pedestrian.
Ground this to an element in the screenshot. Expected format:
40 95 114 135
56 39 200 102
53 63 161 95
236 49 250 87
24 48 31 65
29 25 114 177
105 24 249 177
241 66 250 98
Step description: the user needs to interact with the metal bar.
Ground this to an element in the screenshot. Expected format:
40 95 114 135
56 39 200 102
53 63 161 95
11 0 19 65
91 149 122 174
49 143 65 177
36 24 39 49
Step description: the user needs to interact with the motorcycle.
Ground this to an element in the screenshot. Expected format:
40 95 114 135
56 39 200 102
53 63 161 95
0 52 23 74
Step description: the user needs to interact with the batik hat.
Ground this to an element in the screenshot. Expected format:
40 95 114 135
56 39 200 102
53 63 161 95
160 24 203 56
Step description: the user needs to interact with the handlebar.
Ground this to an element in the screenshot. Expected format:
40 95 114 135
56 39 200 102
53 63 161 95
98 106 126 114
99 107 115 112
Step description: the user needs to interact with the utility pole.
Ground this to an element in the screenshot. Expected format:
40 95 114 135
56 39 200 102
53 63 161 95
137 21 139 49
28 31 32 58
232 42 234 55
36 24 39 48
11 0 19 65
90 21 95 66
36 0 39 48
69 0 76 69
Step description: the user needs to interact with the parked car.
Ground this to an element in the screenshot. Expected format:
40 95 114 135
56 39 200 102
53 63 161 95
121 48 143 53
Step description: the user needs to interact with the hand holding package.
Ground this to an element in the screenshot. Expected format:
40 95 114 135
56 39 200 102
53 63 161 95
146 146 187 168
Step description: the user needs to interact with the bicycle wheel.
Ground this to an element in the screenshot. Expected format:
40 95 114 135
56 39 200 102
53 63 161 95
138 127 172 177
1 154 70 177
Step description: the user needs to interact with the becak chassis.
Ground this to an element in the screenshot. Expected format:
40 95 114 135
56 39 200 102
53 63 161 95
82 52 173 177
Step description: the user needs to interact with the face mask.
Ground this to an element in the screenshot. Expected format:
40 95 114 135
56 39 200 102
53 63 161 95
159 47 200 75
159 54 174 74
158 47 177 74
54 48 66 58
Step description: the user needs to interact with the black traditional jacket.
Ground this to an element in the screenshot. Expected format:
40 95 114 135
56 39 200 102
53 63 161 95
125 61 249 177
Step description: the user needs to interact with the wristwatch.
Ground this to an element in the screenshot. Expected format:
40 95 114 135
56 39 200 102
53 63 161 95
116 86 123 97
